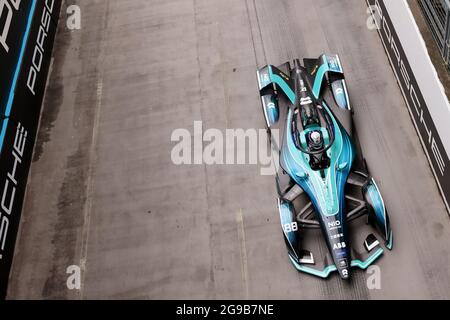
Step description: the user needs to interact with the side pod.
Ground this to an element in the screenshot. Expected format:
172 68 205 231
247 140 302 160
363 179 393 249
277 199 301 260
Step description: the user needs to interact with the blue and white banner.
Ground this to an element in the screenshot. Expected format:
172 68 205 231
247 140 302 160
0 0 61 298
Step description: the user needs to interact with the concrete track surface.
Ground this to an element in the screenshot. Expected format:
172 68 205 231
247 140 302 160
7 0 450 299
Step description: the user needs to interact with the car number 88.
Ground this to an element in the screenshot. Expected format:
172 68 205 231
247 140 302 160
283 222 298 233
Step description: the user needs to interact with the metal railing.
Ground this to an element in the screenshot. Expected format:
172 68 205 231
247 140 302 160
418 0 450 71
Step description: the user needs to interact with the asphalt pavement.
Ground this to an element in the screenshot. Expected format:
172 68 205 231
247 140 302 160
7 0 450 299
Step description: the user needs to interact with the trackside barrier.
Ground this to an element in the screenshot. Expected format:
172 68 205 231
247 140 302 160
418 0 450 71
0 0 62 298
367 0 450 214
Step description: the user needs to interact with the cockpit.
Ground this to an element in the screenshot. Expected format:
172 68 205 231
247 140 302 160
290 64 335 175
305 129 331 171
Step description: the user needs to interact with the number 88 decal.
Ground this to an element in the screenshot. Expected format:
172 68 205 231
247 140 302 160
283 222 298 233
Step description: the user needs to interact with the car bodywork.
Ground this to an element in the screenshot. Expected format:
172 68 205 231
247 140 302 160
257 54 393 279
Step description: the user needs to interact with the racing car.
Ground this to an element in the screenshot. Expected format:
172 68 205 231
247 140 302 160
256 54 393 279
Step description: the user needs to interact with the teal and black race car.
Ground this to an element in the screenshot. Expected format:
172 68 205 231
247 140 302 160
257 54 393 279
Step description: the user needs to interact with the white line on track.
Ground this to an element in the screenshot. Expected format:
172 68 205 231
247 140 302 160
78 3 111 299
79 77 103 299
236 208 250 299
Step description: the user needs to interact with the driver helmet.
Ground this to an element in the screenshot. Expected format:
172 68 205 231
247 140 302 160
310 131 322 146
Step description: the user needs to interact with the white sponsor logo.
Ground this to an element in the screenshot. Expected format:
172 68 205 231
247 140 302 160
0 0 21 53
330 233 344 240
327 220 341 229
333 242 346 250
267 102 276 109
300 97 312 106
0 123 27 260
26 0 55 96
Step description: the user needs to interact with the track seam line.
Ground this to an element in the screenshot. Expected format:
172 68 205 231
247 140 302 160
79 78 102 299
236 208 250 299
79 1 110 299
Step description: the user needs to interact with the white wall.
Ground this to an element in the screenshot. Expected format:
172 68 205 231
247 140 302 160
385 0 450 157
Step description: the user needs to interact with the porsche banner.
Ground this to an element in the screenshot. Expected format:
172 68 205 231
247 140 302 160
0 0 61 298
367 0 450 214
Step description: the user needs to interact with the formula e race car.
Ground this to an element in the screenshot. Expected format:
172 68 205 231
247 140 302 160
256 54 393 279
